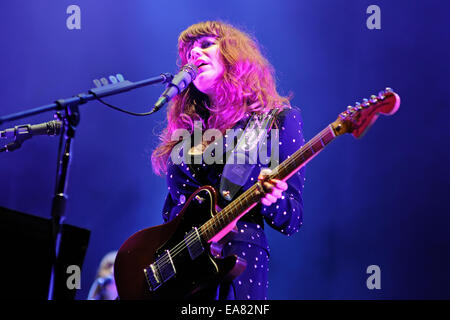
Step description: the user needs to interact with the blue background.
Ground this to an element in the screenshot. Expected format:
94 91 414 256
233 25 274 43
0 0 449 299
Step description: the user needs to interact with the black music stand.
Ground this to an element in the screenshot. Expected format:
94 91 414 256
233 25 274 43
0 206 90 300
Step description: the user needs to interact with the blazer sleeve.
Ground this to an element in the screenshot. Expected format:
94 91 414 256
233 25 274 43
260 107 306 236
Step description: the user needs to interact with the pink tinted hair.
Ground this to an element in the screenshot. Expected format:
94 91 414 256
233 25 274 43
151 21 290 175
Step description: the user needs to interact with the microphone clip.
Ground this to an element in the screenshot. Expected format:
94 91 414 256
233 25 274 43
0 120 63 153
0 125 33 152
150 64 198 114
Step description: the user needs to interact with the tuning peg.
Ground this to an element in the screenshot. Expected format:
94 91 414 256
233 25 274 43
346 106 356 114
362 98 370 108
378 91 385 100
369 95 378 103
385 87 393 93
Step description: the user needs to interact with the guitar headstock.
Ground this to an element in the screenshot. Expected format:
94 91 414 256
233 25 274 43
331 88 401 138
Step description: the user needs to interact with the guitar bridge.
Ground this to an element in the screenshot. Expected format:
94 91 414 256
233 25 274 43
144 263 161 291
185 227 204 260
144 250 177 292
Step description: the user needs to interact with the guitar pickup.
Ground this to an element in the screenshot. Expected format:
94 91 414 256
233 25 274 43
144 250 177 292
185 227 204 260
144 263 161 291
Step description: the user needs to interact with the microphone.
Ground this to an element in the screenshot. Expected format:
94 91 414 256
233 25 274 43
0 120 62 139
151 63 198 113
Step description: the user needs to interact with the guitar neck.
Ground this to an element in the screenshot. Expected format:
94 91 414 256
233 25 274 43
270 124 337 181
200 124 339 242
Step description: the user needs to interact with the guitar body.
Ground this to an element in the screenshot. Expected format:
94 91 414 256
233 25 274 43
114 88 400 300
114 186 247 300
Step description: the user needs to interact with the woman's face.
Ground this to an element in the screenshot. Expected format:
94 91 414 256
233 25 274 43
186 36 225 98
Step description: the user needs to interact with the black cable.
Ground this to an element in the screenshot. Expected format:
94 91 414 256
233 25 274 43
91 92 158 116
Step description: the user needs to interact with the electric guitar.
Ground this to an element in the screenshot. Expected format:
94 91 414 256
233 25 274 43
114 88 401 300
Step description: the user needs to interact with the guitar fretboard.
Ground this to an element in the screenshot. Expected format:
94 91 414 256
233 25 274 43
199 124 337 242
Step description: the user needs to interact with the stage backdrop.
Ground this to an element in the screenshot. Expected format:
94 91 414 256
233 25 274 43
0 0 449 299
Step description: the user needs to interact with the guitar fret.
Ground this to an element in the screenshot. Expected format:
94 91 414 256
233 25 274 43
311 139 323 152
202 222 213 240
214 214 223 232
300 150 305 162
302 148 313 161
203 125 339 242
218 211 226 231
322 128 334 144
115 90 401 299
312 141 321 152
328 124 336 138
206 222 214 239
222 210 231 228
288 158 297 172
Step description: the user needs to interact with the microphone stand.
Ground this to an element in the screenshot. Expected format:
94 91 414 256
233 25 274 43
0 128 33 152
0 73 173 300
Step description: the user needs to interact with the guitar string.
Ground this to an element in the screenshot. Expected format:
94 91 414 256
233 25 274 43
159 122 350 273
151 126 335 272
153 186 259 272
198 125 336 237
152 126 334 272
152 127 335 271
152 97 395 269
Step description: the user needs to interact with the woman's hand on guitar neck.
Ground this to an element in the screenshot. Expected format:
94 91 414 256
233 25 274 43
256 168 288 206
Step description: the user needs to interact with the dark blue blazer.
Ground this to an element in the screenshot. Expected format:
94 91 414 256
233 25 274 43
162 107 305 300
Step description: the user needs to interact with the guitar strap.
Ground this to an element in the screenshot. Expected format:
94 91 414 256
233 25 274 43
219 108 280 201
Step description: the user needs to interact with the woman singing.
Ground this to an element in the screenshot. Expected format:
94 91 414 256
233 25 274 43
151 21 305 300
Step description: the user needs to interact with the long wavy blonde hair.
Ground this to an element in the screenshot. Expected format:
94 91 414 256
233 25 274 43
151 21 290 175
